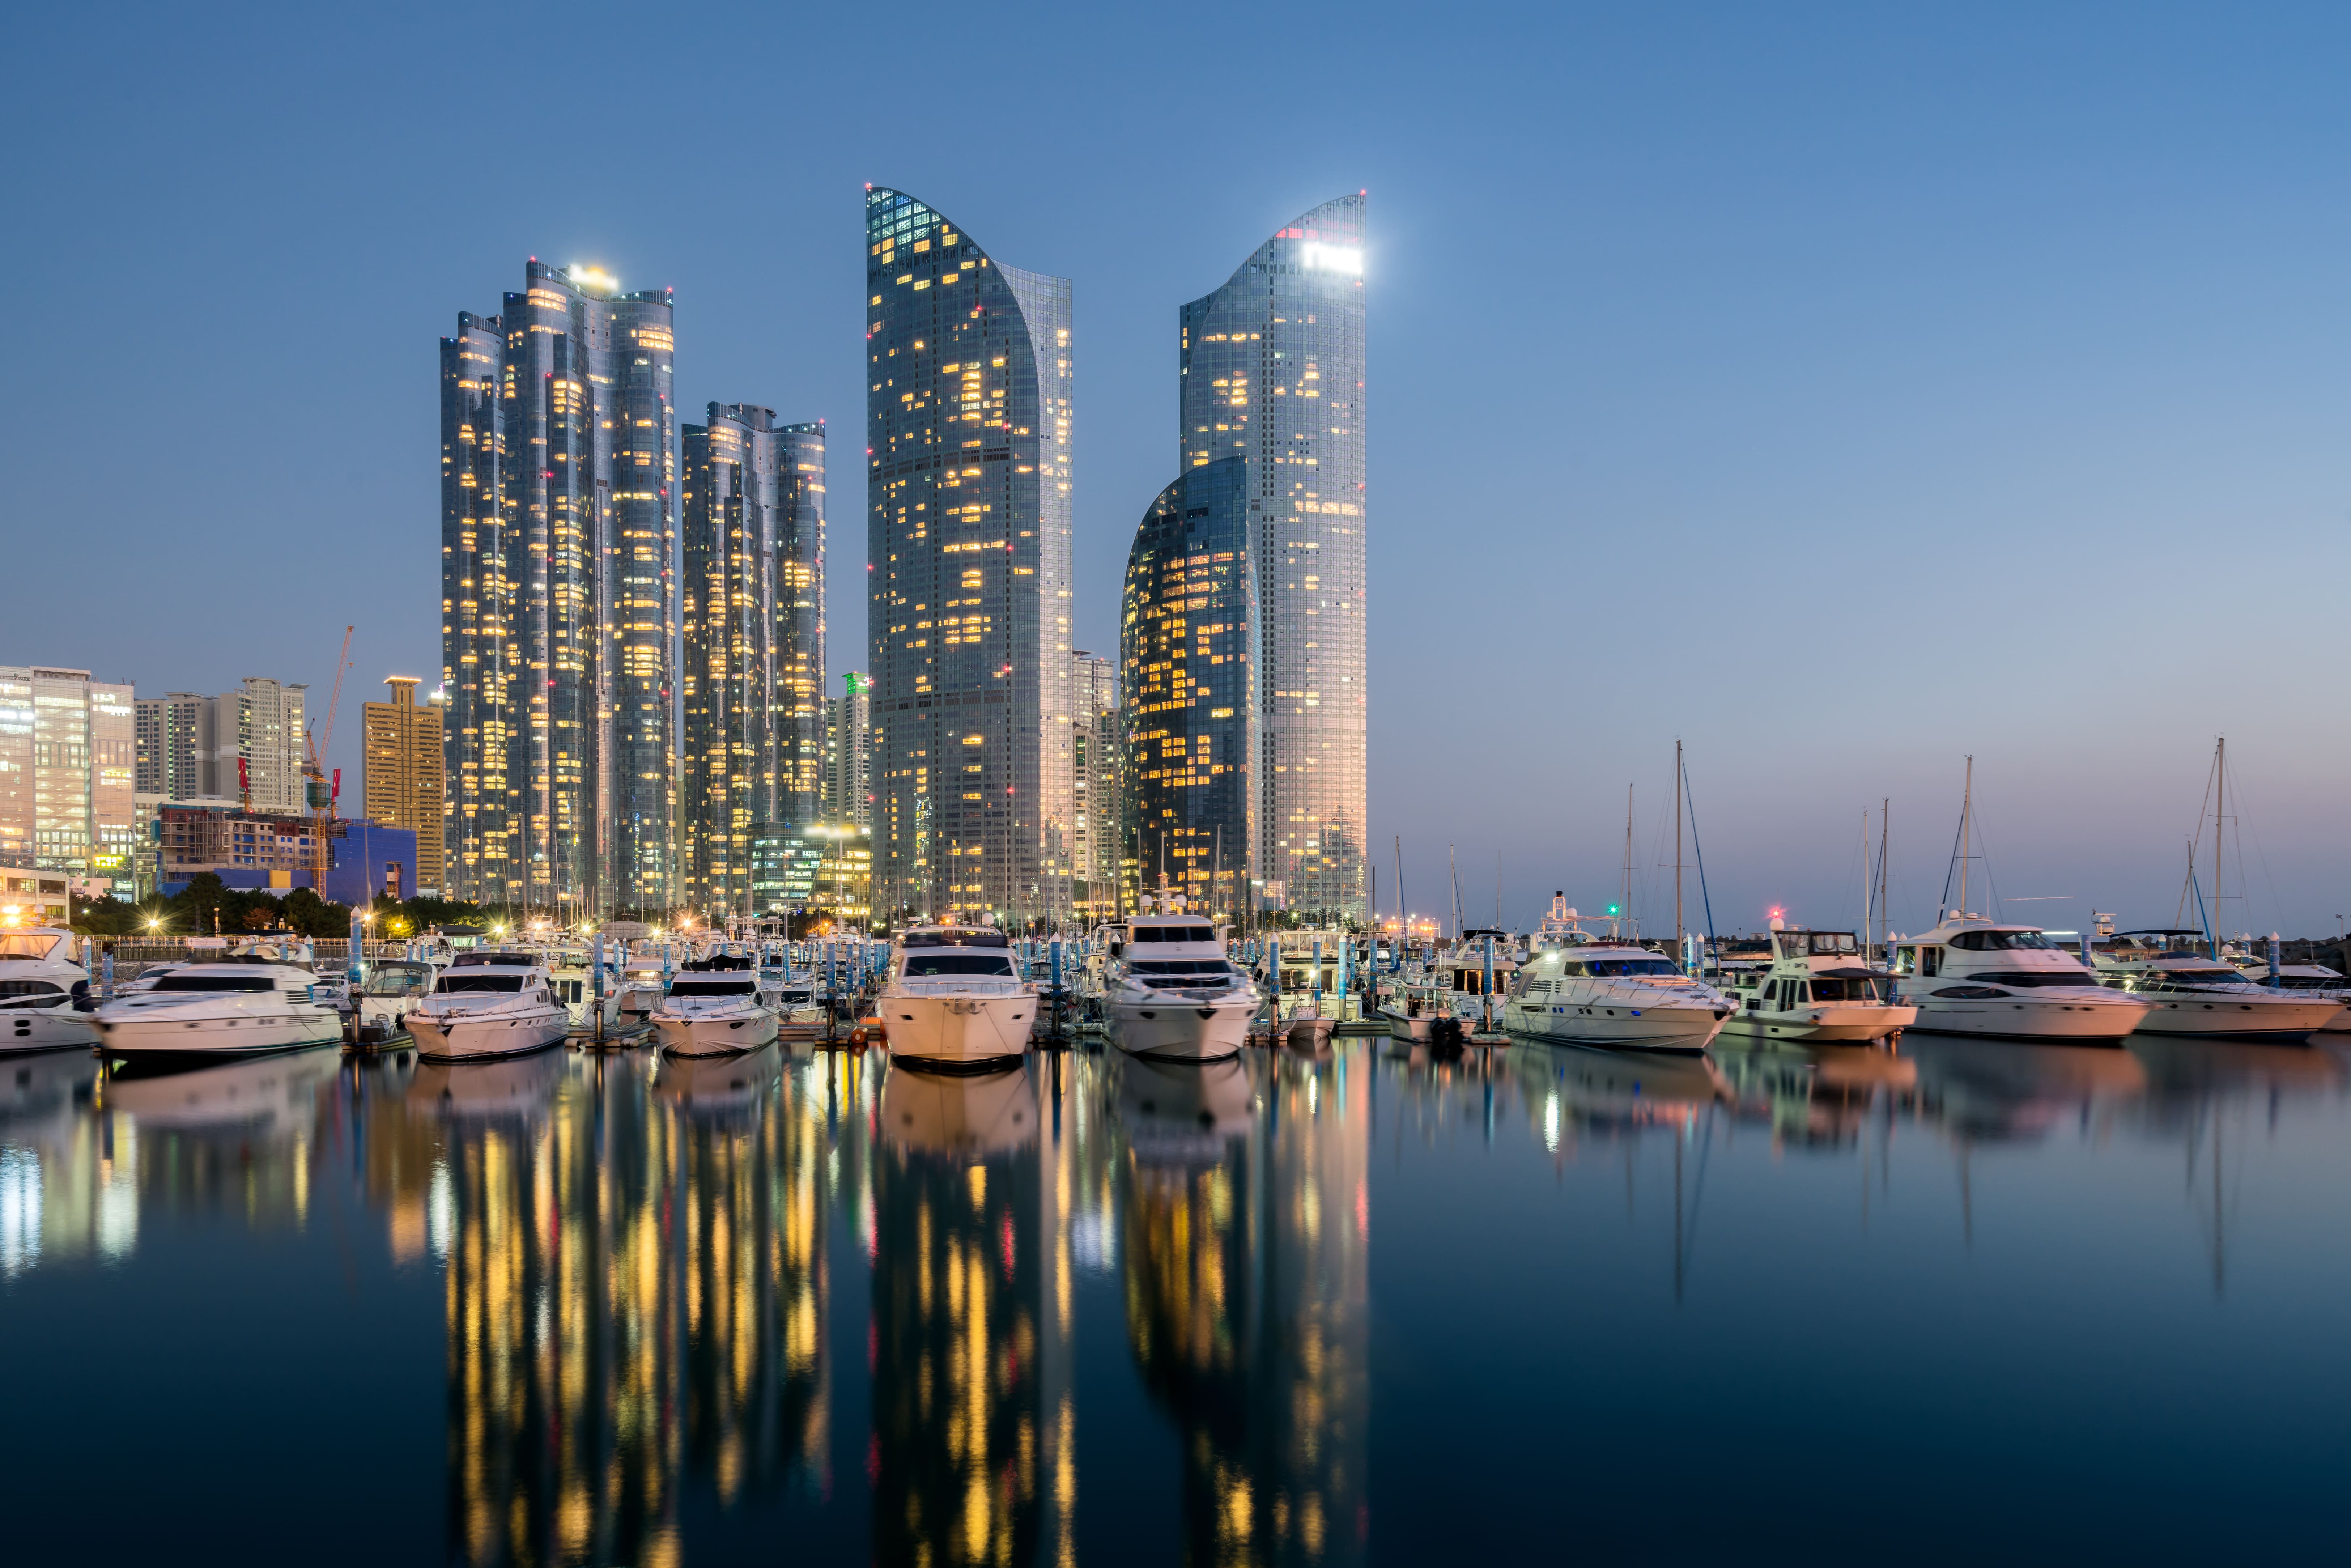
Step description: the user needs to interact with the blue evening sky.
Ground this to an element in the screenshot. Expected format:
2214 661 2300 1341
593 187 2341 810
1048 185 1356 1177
4 3 2345 934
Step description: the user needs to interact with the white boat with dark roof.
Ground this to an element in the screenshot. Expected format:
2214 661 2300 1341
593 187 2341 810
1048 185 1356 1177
1105 900 1260 1062
405 951 569 1063
2092 930 2341 1044
654 955 781 1058
1891 918 2152 1044
95 957 344 1062
879 925 1034 1072
1501 937 1732 1054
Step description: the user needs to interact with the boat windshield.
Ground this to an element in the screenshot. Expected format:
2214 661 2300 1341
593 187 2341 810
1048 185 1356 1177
2150 967 2243 983
1131 961 1236 976
362 965 433 996
150 975 275 993
1131 924 1216 943
0 934 64 961
903 954 1016 978
1586 958 1682 977
1972 969 2101 989
1948 930 2059 951
435 974 526 994
902 931 1009 949
669 980 756 997
1810 976 1894 1002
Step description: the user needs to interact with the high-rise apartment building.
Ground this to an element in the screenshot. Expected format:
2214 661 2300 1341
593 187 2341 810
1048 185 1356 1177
1070 651 1122 917
865 188 1074 927
824 672 873 835
440 259 678 913
222 677 307 814
680 407 825 914
1118 460 1251 916
0 667 136 874
134 692 208 799
1180 196 1367 918
362 676 447 896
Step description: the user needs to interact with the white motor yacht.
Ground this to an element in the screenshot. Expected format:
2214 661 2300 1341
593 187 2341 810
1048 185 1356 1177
96 960 344 1062
405 951 569 1063
1891 918 2152 1044
1105 906 1260 1062
1501 939 1732 1054
878 925 1034 1071
1716 927 1916 1046
0 927 102 1054
653 957 780 1058
2092 930 2341 1044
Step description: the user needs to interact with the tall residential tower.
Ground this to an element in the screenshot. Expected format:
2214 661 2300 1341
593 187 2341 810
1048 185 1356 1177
865 188 1074 927
439 260 678 913
679 407 825 914
1179 196 1367 918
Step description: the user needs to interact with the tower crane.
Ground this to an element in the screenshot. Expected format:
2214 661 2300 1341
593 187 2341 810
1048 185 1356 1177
306 626 353 904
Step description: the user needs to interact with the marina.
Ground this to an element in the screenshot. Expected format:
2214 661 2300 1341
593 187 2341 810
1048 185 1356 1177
2 1027 2346 1562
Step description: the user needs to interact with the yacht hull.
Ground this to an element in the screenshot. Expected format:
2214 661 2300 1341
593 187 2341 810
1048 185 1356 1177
656 1008 781 1058
1378 1007 1436 1044
408 1008 569 1063
2125 996 2339 1042
1900 995 2148 1044
1718 1004 1915 1045
884 993 1033 1070
1504 1003 1725 1054
97 1009 344 1060
1 1003 101 1054
1108 996 1254 1062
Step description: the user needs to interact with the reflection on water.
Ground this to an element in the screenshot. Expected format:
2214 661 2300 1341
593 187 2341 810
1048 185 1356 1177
2 1029 2348 1561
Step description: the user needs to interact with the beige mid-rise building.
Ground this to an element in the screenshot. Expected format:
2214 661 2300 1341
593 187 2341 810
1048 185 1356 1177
363 676 446 895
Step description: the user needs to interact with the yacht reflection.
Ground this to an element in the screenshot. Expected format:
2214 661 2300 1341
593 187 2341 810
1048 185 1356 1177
1114 1053 1252 1167
1 1046 98 1136
877 1059 1039 1155
871 1061 1046 1566
1112 1048 1368 1567
1512 1040 1727 1151
1713 1041 1915 1150
103 1043 340 1135
406 1046 566 1123
2127 1034 2345 1117
654 1040 783 1126
1905 1035 2146 1141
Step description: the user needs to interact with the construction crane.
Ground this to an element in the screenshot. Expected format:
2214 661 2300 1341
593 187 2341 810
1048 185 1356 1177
305 626 354 905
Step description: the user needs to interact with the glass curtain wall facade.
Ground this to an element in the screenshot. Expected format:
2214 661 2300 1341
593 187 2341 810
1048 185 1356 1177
439 260 679 914
1180 196 1367 919
680 406 826 915
1119 459 1251 918
1070 652 1121 919
865 188 1074 929
0 667 136 874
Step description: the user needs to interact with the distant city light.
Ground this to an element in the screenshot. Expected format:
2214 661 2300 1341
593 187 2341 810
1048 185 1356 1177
1300 243 1362 275
568 264 619 292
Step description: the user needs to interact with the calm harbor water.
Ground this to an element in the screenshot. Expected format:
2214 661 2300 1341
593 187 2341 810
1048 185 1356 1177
4 1030 2348 1565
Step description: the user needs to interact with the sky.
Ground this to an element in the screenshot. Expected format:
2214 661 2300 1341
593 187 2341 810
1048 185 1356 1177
4 2 2347 935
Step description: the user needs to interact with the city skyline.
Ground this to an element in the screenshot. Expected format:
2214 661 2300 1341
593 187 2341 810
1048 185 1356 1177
12 5 2351 932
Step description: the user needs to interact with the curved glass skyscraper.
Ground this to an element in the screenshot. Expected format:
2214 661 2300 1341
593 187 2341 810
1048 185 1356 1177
1119 458 1250 914
1179 196 1366 919
865 188 1074 927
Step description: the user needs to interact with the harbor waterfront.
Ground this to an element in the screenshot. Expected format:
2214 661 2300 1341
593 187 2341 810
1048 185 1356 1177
3 1031 2346 1564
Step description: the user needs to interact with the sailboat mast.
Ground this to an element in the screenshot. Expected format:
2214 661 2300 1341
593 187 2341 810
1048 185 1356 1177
2214 737 2225 957
1957 756 1973 919
1674 740 1684 957
1623 784 1633 940
1394 835 1405 950
1449 841 1460 942
1879 798 1891 954
1861 808 1871 944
